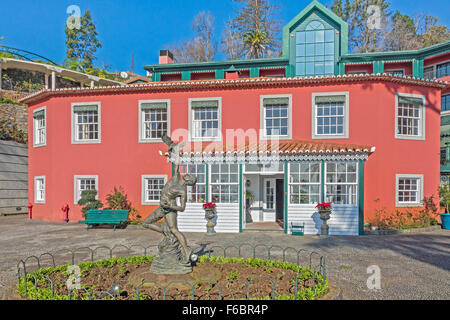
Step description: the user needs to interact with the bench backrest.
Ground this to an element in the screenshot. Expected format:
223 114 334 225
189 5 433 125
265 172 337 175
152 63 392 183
85 210 129 222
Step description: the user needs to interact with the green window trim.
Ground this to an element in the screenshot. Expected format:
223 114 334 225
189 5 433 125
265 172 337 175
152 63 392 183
141 102 168 110
33 110 45 118
315 95 346 103
263 97 290 105
73 105 98 112
191 100 219 108
398 96 423 105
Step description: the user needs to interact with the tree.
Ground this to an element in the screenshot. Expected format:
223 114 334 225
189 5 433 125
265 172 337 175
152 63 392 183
65 9 102 72
78 189 103 218
331 0 391 53
242 29 271 59
383 11 422 51
222 0 281 59
165 11 217 63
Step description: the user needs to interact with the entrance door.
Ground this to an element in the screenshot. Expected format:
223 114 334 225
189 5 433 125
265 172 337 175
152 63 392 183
275 179 284 223
263 178 276 221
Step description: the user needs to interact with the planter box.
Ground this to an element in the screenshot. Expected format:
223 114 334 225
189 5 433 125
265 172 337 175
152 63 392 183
441 214 450 230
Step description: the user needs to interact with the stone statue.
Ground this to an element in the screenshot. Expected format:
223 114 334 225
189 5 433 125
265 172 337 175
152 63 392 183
143 135 197 274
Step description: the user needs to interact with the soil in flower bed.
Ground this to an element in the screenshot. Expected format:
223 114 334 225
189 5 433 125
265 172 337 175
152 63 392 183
18 256 327 300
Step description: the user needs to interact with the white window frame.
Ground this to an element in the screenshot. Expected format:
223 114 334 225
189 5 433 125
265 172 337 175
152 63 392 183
188 97 222 142
288 162 321 205
395 93 426 140
260 94 292 140
74 175 99 204
312 92 349 139
138 99 171 143
384 69 405 77
183 164 207 203
209 163 240 204
423 59 450 80
71 102 101 144
34 176 46 204
395 174 424 207
324 161 358 206
32 106 46 147
141 175 167 205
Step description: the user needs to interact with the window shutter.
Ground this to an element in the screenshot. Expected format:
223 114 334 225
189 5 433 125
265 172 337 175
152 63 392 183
141 102 167 110
263 97 289 106
73 105 98 112
315 95 346 104
191 100 219 108
398 96 423 105
33 110 45 118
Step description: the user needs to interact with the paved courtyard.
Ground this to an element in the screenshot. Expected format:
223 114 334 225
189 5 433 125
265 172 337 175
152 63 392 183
0 215 449 300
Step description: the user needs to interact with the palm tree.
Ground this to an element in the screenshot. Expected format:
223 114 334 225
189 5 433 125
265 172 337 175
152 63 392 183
243 29 270 59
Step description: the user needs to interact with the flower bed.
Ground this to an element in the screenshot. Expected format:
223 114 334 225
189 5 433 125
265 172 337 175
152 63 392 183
17 255 328 300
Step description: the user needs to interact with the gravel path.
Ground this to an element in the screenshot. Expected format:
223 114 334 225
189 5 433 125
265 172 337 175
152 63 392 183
0 216 449 300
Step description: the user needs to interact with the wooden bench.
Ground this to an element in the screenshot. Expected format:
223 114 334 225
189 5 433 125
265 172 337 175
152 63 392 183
78 210 129 230
290 221 305 236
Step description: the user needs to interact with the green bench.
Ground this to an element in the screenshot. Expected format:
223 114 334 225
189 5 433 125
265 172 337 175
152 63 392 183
78 210 129 230
290 221 305 236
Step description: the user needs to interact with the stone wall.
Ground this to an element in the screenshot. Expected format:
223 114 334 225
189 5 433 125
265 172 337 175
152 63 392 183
0 102 28 133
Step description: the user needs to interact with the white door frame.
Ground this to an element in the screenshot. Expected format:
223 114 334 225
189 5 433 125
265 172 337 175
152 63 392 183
263 178 276 221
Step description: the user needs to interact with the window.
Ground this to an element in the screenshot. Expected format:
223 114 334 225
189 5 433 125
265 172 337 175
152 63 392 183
395 94 425 140
210 163 239 203
183 164 206 203
423 66 434 80
34 176 45 204
312 93 349 139
33 107 46 147
442 95 450 112
71 103 101 144
325 162 358 205
441 148 447 166
142 175 167 204
396 174 423 207
139 100 170 142
74 175 98 204
295 20 335 77
261 95 292 139
385 70 404 77
189 98 221 141
437 62 450 78
289 163 321 204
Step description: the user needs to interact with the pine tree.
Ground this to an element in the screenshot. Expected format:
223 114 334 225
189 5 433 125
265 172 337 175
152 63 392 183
65 9 102 72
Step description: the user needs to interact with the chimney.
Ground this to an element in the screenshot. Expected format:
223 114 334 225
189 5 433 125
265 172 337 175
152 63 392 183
159 50 174 64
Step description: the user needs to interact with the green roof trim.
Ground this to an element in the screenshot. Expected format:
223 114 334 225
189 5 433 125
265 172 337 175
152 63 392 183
340 41 450 63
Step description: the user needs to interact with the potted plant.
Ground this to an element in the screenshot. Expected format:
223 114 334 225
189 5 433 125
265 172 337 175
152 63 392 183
203 202 217 235
316 202 332 236
438 183 450 230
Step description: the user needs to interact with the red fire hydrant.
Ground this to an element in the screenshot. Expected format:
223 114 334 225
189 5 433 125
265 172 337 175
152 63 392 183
61 204 70 223
27 203 33 220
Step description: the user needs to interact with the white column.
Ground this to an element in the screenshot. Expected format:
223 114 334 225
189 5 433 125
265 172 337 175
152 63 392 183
44 74 49 89
51 71 56 90
90 80 95 88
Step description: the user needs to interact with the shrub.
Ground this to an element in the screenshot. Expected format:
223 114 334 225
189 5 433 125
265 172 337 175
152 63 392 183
105 186 141 222
78 190 103 218
438 183 450 213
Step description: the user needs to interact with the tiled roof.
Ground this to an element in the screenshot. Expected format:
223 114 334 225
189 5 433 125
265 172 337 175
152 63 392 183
178 140 375 156
19 73 449 105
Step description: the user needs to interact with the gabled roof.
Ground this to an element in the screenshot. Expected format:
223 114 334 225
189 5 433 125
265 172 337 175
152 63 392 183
282 0 349 57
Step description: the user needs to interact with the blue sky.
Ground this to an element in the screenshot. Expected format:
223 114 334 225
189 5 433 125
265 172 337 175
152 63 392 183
1 0 449 75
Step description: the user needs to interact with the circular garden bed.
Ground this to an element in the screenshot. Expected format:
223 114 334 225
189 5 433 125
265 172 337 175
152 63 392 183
17 255 328 300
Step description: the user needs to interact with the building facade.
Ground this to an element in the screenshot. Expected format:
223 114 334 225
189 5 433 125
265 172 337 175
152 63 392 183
21 1 449 235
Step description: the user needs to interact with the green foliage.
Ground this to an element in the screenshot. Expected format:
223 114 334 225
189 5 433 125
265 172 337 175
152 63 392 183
105 186 141 222
18 255 327 300
370 196 439 230
77 189 103 218
65 9 102 72
439 183 450 213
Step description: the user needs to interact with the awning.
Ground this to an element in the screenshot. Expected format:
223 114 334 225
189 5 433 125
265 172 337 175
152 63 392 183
169 140 375 163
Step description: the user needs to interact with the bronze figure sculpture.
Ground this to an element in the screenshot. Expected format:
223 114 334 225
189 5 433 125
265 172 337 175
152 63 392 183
143 135 197 274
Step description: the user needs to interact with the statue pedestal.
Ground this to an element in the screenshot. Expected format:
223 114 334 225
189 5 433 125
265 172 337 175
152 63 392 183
319 210 331 237
150 221 192 275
